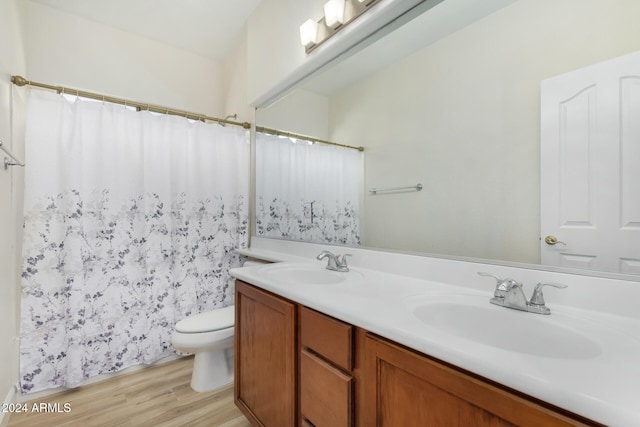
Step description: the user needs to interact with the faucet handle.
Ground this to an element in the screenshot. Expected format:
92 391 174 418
478 272 519 299
337 254 352 265
478 272 503 282
336 254 352 271
530 282 567 306
316 250 334 260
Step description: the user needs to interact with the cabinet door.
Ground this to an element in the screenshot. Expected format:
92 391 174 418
364 334 595 427
300 349 353 427
235 280 296 427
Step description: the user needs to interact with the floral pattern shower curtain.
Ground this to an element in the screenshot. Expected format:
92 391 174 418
20 90 249 394
255 132 362 245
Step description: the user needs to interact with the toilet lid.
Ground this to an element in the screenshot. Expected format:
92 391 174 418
175 305 235 333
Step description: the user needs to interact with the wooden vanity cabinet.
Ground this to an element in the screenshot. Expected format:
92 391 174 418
364 334 599 427
235 280 297 426
235 280 598 427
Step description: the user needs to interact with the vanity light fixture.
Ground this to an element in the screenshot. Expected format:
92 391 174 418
299 0 381 53
299 18 319 48
324 0 346 29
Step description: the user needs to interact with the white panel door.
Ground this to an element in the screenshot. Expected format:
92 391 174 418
541 50 640 274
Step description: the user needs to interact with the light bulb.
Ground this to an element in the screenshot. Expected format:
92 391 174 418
324 0 345 29
299 19 318 48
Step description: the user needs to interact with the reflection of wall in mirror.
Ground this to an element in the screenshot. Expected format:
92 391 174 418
329 0 640 264
257 89 330 140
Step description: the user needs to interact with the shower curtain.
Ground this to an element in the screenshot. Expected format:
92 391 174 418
19 90 249 394
255 131 361 245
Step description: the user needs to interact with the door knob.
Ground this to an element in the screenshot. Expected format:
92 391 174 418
544 235 566 246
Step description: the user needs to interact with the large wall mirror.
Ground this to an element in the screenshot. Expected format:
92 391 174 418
255 0 640 279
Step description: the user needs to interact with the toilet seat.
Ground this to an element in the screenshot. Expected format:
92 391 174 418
175 305 234 333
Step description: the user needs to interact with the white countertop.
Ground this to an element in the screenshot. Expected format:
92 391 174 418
232 246 640 426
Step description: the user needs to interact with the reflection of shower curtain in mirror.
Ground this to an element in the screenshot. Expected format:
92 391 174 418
256 132 361 245
20 90 249 394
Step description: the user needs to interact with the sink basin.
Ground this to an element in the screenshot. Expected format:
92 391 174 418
410 295 601 360
258 263 357 285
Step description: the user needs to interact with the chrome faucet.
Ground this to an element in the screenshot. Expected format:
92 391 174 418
478 272 567 315
317 250 351 272
477 272 520 300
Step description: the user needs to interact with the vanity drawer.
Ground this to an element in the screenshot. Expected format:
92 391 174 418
300 349 353 427
300 306 353 371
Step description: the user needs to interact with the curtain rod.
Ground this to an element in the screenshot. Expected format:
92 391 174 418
11 75 251 130
256 126 364 151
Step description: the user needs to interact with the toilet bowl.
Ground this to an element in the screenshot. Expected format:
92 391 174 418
171 259 270 392
171 305 235 392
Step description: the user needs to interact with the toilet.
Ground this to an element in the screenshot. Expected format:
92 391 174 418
171 305 235 392
171 259 268 392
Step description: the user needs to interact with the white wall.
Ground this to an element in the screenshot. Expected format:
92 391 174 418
256 89 330 140
0 0 26 424
222 33 254 124
329 0 640 263
246 0 326 105
24 1 225 116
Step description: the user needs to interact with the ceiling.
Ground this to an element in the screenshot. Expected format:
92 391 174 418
30 0 263 60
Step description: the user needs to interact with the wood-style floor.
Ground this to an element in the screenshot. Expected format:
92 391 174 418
8 356 252 427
